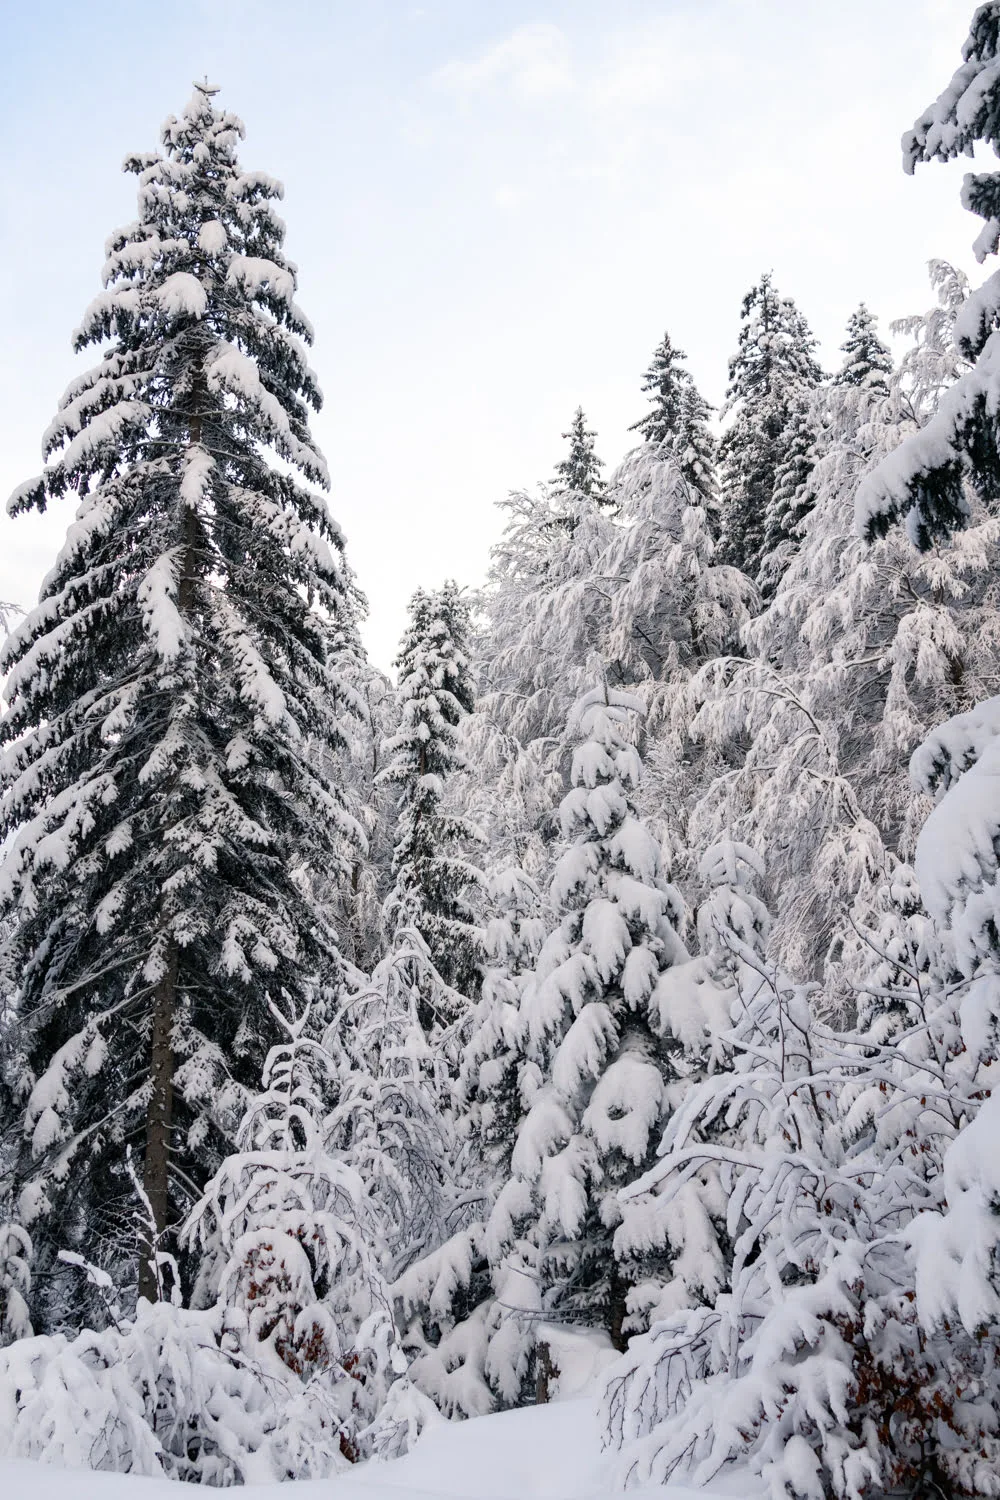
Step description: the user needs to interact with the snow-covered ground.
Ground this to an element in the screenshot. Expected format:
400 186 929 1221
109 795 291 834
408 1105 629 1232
0 1397 754 1500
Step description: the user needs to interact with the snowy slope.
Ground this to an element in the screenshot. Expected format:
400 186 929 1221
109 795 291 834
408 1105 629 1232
0 1398 755 1500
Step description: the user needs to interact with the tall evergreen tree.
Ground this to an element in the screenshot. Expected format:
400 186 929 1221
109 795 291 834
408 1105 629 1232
552 406 607 504
717 272 823 579
598 449 753 709
381 582 482 1013
0 84 360 1324
466 474 618 893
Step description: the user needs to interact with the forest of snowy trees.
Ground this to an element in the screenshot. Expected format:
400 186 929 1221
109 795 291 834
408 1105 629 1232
5 5 1000 1497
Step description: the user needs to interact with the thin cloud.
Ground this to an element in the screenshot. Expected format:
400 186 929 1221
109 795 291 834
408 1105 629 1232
432 23 573 102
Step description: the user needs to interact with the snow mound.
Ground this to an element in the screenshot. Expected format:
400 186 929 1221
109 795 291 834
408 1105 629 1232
0 1398 748 1500
353 1400 608 1500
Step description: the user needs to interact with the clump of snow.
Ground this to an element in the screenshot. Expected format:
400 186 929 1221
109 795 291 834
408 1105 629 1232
136 550 185 664
197 219 228 254
156 271 208 320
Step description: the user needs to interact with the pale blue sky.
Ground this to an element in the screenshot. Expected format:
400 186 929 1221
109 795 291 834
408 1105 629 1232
0 0 981 667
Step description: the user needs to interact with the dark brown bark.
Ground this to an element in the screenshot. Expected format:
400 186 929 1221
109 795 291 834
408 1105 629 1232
535 1340 558 1405
138 405 201 1302
609 1263 629 1354
178 497 198 611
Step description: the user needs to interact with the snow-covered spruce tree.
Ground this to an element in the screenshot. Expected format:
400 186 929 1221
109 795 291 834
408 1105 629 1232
381 581 483 1017
0 84 360 1325
851 0 1000 969
687 263 1000 1007
599 452 754 703
466 409 634 877
836 303 893 393
332 588 488 1407
758 304 892 595
469 405 612 756
468 479 615 874
676 384 721 526
717 271 823 580
629 332 719 520
553 406 607 505
630 333 691 448
486 686 728 1353
391 687 730 1417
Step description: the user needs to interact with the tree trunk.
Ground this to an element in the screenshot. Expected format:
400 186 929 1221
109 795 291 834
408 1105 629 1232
535 1340 559 1404
139 404 201 1302
609 1263 629 1354
138 938 177 1302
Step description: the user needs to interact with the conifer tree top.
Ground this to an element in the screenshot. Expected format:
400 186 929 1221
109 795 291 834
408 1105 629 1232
835 303 892 391
630 332 697 445
391 581 474 721
723 271 823 410
552 406 605 499
11 83 334 528
716 272 822 575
